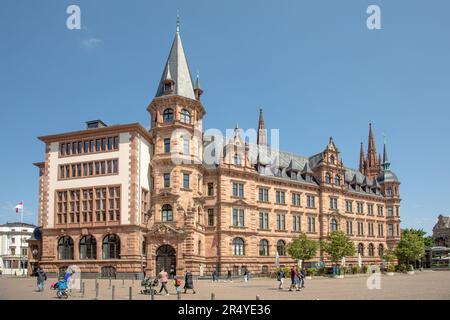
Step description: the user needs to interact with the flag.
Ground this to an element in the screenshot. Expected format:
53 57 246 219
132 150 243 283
15 201 23 214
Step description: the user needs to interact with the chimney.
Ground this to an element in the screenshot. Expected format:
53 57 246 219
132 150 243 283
86 120 107 129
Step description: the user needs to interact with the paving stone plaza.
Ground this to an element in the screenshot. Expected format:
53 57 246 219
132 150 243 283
0 270 449 300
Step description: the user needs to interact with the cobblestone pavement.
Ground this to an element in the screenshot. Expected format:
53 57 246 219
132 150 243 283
0 270 449 300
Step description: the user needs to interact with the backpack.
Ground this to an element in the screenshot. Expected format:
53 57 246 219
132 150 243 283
175 278 182 286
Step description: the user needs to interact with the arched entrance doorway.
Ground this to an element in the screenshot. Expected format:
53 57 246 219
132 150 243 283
155 245 176 276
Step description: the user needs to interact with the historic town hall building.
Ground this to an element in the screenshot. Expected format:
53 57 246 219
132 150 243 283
30 23 401 278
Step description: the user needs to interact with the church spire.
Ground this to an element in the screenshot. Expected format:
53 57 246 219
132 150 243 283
359 142 365 174
155 15 196 100
257 108 267 146
365 122 381 179
382 142 390 171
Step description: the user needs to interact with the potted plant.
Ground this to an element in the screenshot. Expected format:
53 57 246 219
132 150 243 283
351 266 359 274
386 264 395 276
407 264 415 275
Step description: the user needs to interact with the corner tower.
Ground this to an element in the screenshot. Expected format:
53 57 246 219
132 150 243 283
145 18 207 277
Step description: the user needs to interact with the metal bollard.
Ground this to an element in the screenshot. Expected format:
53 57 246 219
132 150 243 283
109 278 112 289
112 285 115 300
151 288 154 300
129 287 132 300
256 295 260 300
79 280 83 293
81 282 85 298
177 291 181 300
95 282 99 300
211 293 215 300
122 279 125 288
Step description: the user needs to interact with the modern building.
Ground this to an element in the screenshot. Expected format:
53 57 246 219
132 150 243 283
0 222 36 275
433 215 450 247
33 21 401 279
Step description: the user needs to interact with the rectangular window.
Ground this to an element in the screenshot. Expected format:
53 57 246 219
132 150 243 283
346 201 353 213
183 137 190 155
357 222 364 236
377 206 384 216
329 197 338 210
387 207 394 217
367 204 374 215
207 209 214 226
293 215 301 232
346 220 353 235
275 191 285 204
307 216 316 233
259 212 269 229
183 173 190 189
207 183 214 196
258 188 269 202
388 224 394 237
306 195 315 208
232 208 245 227
357 203 364 214
163 173 171 188
368 222 374 236
60 143 66 156
276 213 286 231
378 224 384 236
232 183 244 198
107 137 113 150
292 193 301 206
164 138 171 153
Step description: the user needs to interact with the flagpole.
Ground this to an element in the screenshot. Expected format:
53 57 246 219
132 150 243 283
19 203 23 276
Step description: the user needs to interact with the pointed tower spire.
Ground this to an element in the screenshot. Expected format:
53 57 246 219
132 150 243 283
365 122 381 179
359 142 365 174
382 142 390 171
155 15 195 100
194 72 203 100
257 108 268 146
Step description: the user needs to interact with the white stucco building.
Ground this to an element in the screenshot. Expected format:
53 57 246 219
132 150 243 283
0 222 36 275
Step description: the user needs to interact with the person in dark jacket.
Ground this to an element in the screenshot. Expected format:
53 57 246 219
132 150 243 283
36 268 47 292
183 271 196 294
226 270 232 282
300 268 306 288
212 270 219 282
276 269 285 290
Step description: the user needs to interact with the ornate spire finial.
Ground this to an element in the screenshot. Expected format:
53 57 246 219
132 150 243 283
176 11 180 33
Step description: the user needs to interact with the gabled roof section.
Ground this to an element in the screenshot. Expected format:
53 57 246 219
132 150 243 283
155 31 196 100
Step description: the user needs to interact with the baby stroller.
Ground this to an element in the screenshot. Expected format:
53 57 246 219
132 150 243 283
140 277 158 295
51 280 68 299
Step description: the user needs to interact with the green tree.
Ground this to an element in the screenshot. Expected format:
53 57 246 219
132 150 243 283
321 230 355 265
382 249 397 266
287 233 319 262
395 230 425 265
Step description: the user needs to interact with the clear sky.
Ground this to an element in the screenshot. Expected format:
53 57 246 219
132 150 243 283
0 0 449 234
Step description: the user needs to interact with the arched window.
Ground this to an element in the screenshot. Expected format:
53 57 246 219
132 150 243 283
277 240 286 256
162 204 173 222
330 155 335 164
163 108 174 122
358 243 364 256
234 154 241 166
58 236 74 260
232 238 245 256
386 187 393 196
378 244 384 257
79 235 97 260
102 234 120 259
330 219 338 232
180 109 191 124
259 239 269 256
142 237 147 256
369 243 375 257
335 175 341 186
325 173 331 184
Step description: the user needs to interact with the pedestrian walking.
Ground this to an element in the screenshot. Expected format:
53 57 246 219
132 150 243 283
158 268 170 296
300 268 306 288
174 275 182 294
243 270 249 282
64 268 75 292
289 266 300 292
183 271 196 294
276 269 285 290
212 270 219 282
226 270 232 282
36 267 47 292
169 265 175 279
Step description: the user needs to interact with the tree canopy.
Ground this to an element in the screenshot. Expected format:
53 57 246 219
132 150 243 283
321 230 355 264
395 229 426 264
287 232 319 262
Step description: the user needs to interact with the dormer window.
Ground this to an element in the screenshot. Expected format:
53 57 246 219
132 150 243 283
163 82 173 93
180 108 191 124
386 187 393 196
234 154 241 166
334 175 341 186
291 172 297 180
325 173 331 184
163 108 174 122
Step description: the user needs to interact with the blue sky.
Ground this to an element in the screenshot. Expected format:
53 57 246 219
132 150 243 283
0 0 449 234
